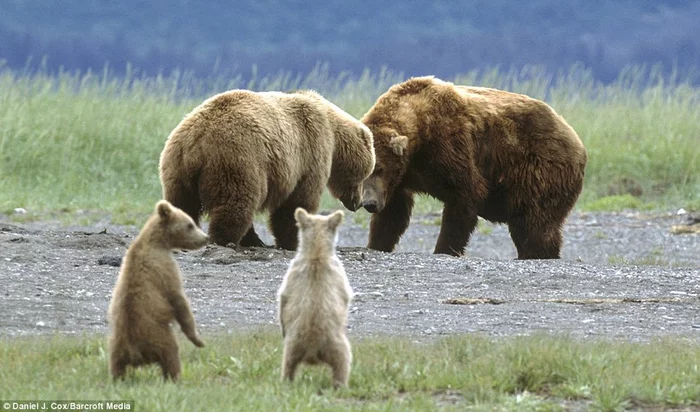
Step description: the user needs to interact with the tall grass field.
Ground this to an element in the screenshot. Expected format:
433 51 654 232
0 63 698 221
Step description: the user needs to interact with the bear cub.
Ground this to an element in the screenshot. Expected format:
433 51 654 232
277 208 353 388
108 200 207 381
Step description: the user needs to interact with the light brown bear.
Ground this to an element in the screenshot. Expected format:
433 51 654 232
108 200 207 381
277 208 353 388
159 89 375 250
360 76 587 259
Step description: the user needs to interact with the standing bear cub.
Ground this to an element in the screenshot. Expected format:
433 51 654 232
361 76 587 259
278 208 353 388
108 200 207 381
159 89 375 250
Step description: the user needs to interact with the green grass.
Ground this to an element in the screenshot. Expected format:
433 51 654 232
0 63 698 220
1 329 699 411
584 194 646 212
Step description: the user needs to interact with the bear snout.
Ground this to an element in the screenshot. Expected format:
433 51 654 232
340 197 361 212
338 190 363 212
362 199 379 214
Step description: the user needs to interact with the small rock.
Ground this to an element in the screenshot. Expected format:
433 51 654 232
36 321 45 327
14 207 27 214
97 256 122 267
677 208 687 215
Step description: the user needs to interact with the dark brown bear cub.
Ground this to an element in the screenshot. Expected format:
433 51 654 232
361 76 587 259
108 200 207 381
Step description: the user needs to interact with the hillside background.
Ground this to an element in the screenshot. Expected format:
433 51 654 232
1 0 699 82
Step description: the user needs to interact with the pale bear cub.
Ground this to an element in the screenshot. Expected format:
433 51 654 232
108 200 208 381
277 208 353 388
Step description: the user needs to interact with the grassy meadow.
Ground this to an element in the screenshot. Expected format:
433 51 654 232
0 63 698 222
1 329 699 411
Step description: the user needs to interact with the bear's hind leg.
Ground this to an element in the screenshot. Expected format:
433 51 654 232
509 219 563 259
157 334 181 381
281 342 305 382
322 336 352 388
162 180 202 227
110 354 129 381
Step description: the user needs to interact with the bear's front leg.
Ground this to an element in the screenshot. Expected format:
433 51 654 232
270 185 322 250
434 202 478 256
169 292 205 347
367 191 414 252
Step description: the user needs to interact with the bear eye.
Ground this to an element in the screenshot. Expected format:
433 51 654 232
187 223 195 230
374 166 384 175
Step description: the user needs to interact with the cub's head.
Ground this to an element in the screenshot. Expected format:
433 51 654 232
294 208 344 253
360 127 410 214
154 200 209 250
327 122 375 212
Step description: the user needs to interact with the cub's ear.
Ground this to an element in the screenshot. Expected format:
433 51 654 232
389 135 408 156
156 200 173 220
294 207 310 227
327 210 344 230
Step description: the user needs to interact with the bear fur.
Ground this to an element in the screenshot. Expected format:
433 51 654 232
159 89 375 250
108 200 207 381
277 208 353 388
360 76 587 259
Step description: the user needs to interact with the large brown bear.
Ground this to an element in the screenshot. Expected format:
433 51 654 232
159 89 375 250
108 200 207 381
360 76 587 259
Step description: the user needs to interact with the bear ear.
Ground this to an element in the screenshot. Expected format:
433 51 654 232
327 210 344 230
156 200 173 220
360 126 374 147
389 135 408 156
294 207 310 227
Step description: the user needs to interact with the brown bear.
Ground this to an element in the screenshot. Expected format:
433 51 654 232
108 200 207 381
360 76 587 259
277 208 353 388
159 89 375 250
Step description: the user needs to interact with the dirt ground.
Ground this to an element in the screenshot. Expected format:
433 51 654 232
0 210 698 341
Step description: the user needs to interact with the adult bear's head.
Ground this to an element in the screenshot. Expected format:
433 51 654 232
296 89 376 212
360 127 410 214
358 77 430 214
326 121 376 212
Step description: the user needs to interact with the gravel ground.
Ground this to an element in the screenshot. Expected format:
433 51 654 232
0 210 698 341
